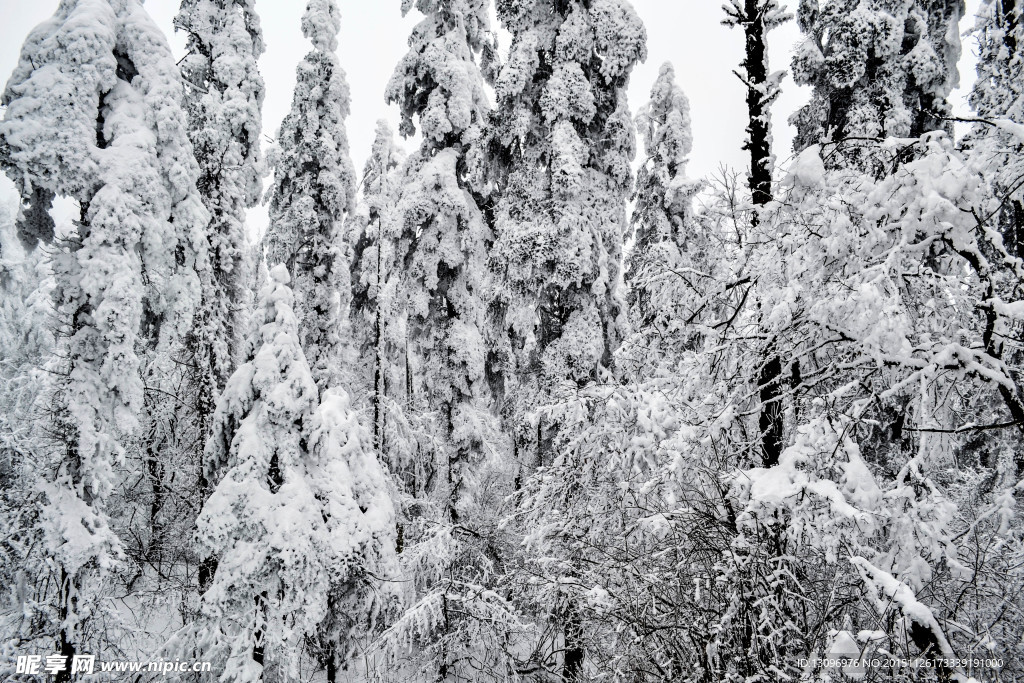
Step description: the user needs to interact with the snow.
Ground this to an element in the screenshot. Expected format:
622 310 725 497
851 556 958 662
2 0 1024 680
190 266 396 679
786 144 826 187
265 0 356 391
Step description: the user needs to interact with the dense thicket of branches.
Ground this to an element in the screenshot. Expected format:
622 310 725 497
1 0 1023 682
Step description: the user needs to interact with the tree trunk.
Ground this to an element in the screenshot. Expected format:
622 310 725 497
561 604 584 683
253 591 268 666
145 434 165 565
737 0 785 468
55 568 76 683
741 0 774 217
759 349 784 467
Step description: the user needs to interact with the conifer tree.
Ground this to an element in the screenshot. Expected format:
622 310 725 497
0 0 206 672
487 0 646 461
971 0 1024 257
266 0 357 392
792 0 966 168
484 2 647 680
174 0 265 592
175 0 264 389
187 265 396 682
193 265 323 683
349 121 411 477
627 62 701 341
362 3 528 680
385 0 496 527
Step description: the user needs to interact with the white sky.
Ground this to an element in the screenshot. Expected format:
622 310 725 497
0 0 983 232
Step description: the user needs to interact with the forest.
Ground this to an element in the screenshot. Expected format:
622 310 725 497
0 0 1022 681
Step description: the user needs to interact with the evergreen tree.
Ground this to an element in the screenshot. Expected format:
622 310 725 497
487 0 646 458
349 121 415 482
174 0 265 593
627 62 701 344
971 0 1024 258
364 3 526 680
194 265 322 683
384 0 496 530
175 0 264 389
791 0 966 169
186 265 396 682
484 1 647 680
0 0 206 672
266 0 357 392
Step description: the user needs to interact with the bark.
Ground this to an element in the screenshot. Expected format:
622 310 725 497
740 0 774 215
735 0 785 468
759 351 784 467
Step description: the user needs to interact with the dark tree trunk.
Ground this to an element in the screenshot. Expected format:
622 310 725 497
253 591 268 666
740 0 774 216
145 435 166 565
1001 0 1018 54
736 0 785 468
373 228 385 458
55 569 76 683
562 605 584 683
759 351 784 467
197 456 218 594
325 643 338 683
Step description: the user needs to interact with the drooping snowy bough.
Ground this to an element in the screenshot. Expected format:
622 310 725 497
0 0 207 670
178 265 396 682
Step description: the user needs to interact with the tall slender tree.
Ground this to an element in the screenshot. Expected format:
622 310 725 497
265 0 357 392
487 0 646 462
368 2 530 680
349 121 412 480
971 0 1024 258
385 0 496 528
185 265 396 682
627 62 701 340
264 5 400 678
174 0 265 592
723 0 789 469
0 0 206 673
485 2 647 680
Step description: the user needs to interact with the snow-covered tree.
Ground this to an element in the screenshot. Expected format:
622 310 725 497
184 265 396 682
265 0 357 392
360 3 526 681
483 1 647 680
971 0 1023 258
723 0 790 468
791 0 966 169
626 62 703 362
723 0 787 212
0 0 206 671
174 0 265 598
189 263 321 682
175 0 265 498
487 0 646 457
3 1 1024 679
384 0 496 529
0 195 54 471
726 134 1024 677
0 196 56 656
349 121 416 480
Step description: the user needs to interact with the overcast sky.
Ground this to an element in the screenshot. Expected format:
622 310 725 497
0 0 983 229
